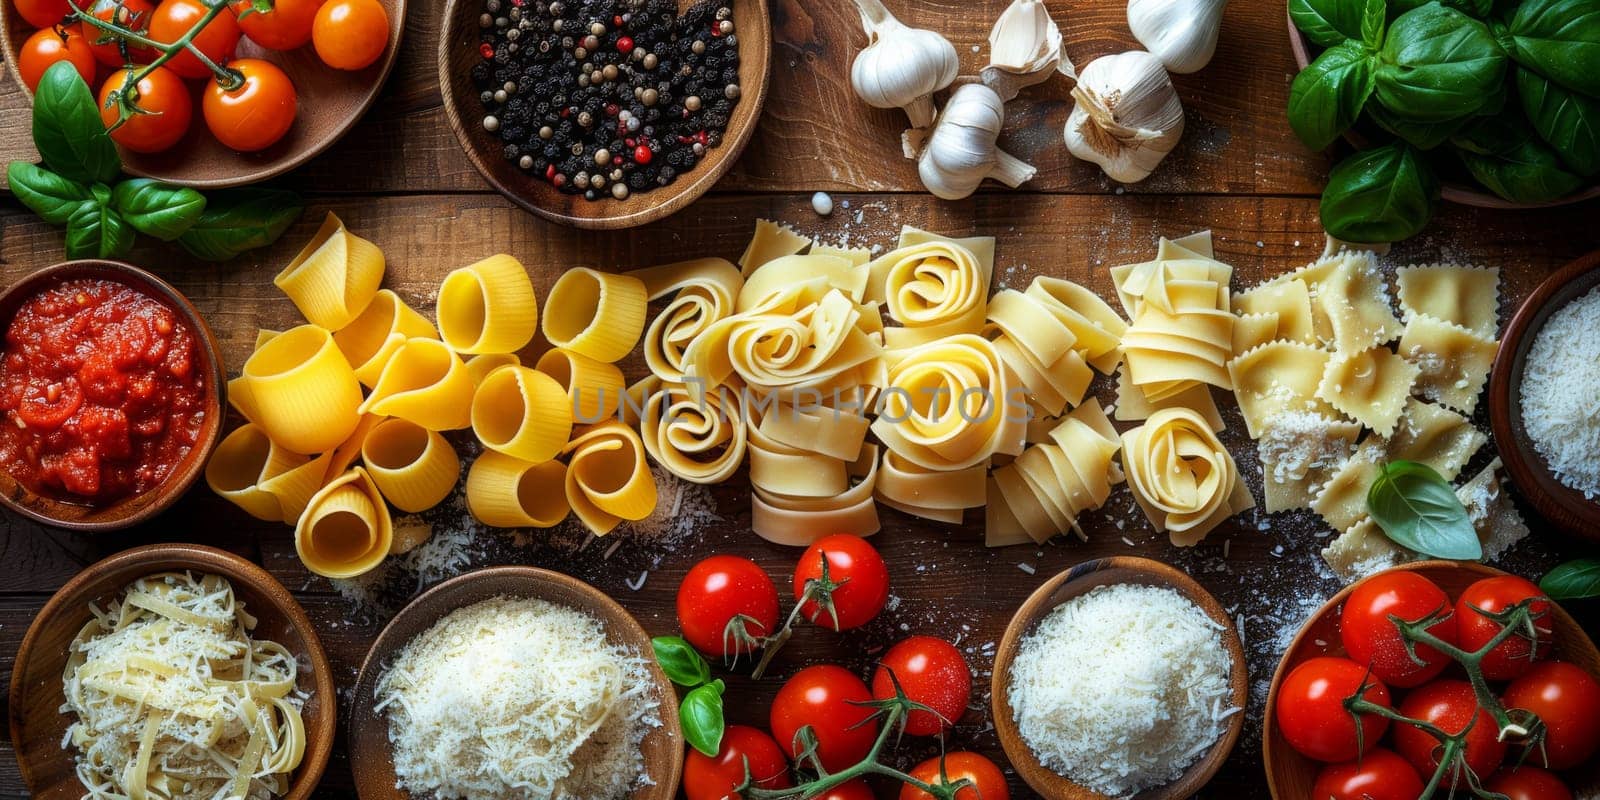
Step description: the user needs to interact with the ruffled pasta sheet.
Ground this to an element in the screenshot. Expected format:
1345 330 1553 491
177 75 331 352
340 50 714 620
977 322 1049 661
986 289 1093 417
471 365 574 463
1384 399 1485 481
742 254 867 313
1226 340 1339 439
813 243 872 265
465 451 570 528
295 467 392 579
542 268 649 363
1114 243 1235 402
1397 313 1497 415
538 347 625 424
359 338 475 431
1114 364 1224 432
1234 278 1316 346
1316 346 1419 437
739 219 812 275
631 257 744 381
1315 253 1403 353
753 445 882 545
360 418 459 513
334 289 439 387
1396 264 1500 338
1121 406 1253 545
240 325 364 455
563 421 658 535
985 399 1123 546
1256 413 1362 513
275 212 384 331
865 227 993 348
635 375 748 484
870 333 1027 472
436 254 539 355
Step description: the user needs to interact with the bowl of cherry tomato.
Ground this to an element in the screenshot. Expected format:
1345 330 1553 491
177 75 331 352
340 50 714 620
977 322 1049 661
1265 562 1600 799
2 0 406 187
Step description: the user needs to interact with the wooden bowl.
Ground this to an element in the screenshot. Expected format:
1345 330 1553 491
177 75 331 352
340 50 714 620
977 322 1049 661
0 0 407 188
8 543 337 800
1263 561 1600 798
348 566 684 800
1488 248 1600 542
0 260 225 532
437 0 772 229
991 556 1248 800
1285 9 1600 210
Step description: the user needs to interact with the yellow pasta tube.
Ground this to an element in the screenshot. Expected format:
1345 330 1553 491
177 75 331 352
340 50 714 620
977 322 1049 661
360 338 475 431
259 453 333 523
334 289 439 387
536 347 625 424
240 325 363 455
464 353 520 386
360 418 459 513
465 451 570 528
436 254 539 355
227 375 261 425
294 467 392 579
205 424 308 521
564 421 657 535
542 268 648 363
274 212 385 330
471 365 573 462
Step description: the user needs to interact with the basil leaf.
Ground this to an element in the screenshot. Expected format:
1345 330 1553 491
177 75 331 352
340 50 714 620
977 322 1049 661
176 188 303 261
1452 116 1585 203
1391 0 1492 15
1367 459 1483 560
1517 67 1600 177
1291 0 1365 47
1290 40 1377 150
111 178 207 241
1366 103 1469 149
1361 0 1387 50
33 61 120 185
64 198 136 260
680 680 726 758
7 162 91 224
1507 0 1600 98
651 636 712 687
1374 4 1507 124
1319 142 1439 243
1541 559 1600 600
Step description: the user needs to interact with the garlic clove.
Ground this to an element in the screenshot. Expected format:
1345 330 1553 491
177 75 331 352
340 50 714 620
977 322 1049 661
850 0 961 129
915 84 1037 200
982 0 1073 101
1128 0 1226 75
1062 50 1185 183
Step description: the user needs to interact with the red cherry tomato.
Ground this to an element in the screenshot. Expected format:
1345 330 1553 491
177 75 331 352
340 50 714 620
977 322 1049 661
311 0 387 70
676 555 778 659
682 725 791 800
1485 767 1574 800
769 665 878 773
15 0 71 28
147 0 241 78
18 25 96 91
1275 656 1392 763
1339 571 1457 688
99 66 192 152
1502 661 1600 770
1393 679 1507 781
871 636 970 736
794 534 889 631
900 752 1010 800
203 58 296 151
83 0 157 65
1310 748 1425 800
232 0 320 49
815 780 874 800
1455 576 1554 681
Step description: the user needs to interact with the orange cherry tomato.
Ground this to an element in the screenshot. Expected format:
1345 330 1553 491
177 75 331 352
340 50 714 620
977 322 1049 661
147 0 240 78
83 0 158 66
14 0 71 28
18 25 96 91
232 0 320 50
202 58 295 151
99 66 192 152
311 0 386 70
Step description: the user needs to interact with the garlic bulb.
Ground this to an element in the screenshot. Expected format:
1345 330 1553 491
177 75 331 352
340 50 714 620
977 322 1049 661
908 83 1037 200
1062 51 1185 183
983 0 1074 101
850 0 960 129
1128 0 1226 74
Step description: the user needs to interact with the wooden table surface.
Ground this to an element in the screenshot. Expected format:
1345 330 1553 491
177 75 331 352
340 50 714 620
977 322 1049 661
3 1 1600 798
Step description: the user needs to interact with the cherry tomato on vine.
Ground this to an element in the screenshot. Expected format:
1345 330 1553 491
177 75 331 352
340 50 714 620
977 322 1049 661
815 780 874 800
1502 661 1600 770
147 0 241 78
15 0 71 29
1310 748 1424 800
203 58 296 151
900 752 1010 800
99 66 192 152
676 555 778 659
769 665 878 773
794 534 889 631
871 635 970 736
1275 656 1392 763
683 725 791 800
1455 576 1553 681
232 0 320 49
1485 767 1574 800
1340 571 1457 688
1392 679 1506 781
311 0 387 70
18 25 96 90
83 0 157 65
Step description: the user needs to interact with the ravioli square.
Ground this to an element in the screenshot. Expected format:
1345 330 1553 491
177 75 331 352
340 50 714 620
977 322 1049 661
1396 264 1500 338
1385 399 1486 481
1234 278 1316 344
1398 313 1497 415
1311 443 1385 533
1258 412 1363 513
1315 253 1404 353
1316 347 1419 437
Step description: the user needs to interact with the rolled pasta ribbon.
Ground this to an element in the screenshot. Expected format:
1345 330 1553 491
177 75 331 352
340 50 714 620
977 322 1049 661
632 258 743 381
360 418 459 513
685 287 885 402
334 289 439 387
240 325 363 455
471 365 573 462
1121 406 1253 546
748 416 848 498
436 254 538 355
636 376 748 484
564 421 658 535
295 467 392 579
537 347 626 424
542 268 648 363
867 236 991 347
739 254 866 311
274 212 385 330
870 333 1027 471
986 290 1094 416
753 445 881 545
755 401 870 463
463 353 520 385
358 338 475 431
1024 277 1127 373
465 451 570 528
205 424 309 521
986 400 1123 546
876 450 985 522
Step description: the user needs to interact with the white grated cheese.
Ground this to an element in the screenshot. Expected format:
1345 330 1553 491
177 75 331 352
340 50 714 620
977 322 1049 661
1522 285 1600 498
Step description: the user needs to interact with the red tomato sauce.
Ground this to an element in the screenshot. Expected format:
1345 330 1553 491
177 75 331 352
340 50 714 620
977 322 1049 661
0 278 207 505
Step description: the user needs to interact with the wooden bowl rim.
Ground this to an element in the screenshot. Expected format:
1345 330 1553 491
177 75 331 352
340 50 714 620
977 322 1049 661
7 543 337 800
990 556 1248 800
347 565 685 800
435 0 773 230
0 260 226 532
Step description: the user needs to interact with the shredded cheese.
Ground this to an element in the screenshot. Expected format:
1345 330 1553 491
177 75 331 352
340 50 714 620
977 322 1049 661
1522 285 1600 498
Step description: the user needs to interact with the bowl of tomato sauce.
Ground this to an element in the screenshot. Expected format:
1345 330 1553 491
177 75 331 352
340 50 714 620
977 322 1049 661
0 260 224 531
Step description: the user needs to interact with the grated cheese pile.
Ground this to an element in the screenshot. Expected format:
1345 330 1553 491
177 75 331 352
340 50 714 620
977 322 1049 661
1522 285 1600 498
374 596 659 800
1007 583 1237 797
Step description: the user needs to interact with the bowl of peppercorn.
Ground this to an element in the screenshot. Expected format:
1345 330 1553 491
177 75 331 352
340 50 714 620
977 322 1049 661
439 0 771 229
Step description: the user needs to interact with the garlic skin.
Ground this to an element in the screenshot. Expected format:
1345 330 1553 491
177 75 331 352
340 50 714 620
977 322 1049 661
1062 51 1185 183
850 0 960 129
1128 0 1226 74
983 0 1074 101
910 83 1037 200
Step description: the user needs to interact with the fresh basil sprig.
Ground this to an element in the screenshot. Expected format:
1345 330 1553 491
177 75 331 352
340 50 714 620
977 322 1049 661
177 188 304 261
1319 141 1438 243
1367 459 1483 560
652 636 725 757
1541 559 1600 600
31 60 119 185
